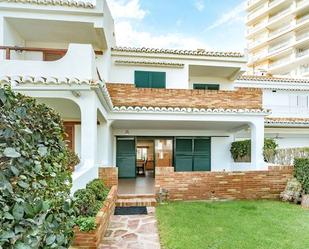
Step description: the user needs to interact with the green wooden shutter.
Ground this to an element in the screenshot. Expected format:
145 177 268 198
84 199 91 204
193 138 211 171
116 138 136 178
150 72 166 88
175 138 193 172
135 71 150 88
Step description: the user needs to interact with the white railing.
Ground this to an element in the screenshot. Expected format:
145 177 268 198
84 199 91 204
248 21 267 35
269 0 283 7
296 32 309 41
299 65 309 74
269 56 290 68
269 7 291 22
268 40 291 53
247 3 268 20
297 14 309 24
296 48 309 58
269 25 291 38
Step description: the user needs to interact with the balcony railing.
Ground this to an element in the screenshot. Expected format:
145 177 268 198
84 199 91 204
269 25 291 38
297 14 309 24
268 40 291 53
296 48 309 58
269 7 291 22
296 32 309 41
269 56 291 68
0 46 103 60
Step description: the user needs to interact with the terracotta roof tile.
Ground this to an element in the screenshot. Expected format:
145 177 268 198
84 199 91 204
0 0 94 8
112 47 244 58
265 117 309 125
238 75 309 84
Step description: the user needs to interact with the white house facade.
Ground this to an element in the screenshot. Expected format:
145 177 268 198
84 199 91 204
0 0 306 193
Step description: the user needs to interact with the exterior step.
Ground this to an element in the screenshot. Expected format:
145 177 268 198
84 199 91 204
116 194 157 207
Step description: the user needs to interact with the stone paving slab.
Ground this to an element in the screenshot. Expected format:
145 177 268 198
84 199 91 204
99 207 161 249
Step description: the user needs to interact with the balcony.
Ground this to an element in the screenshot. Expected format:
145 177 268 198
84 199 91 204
296 48 309 58
0 44 102 80
269 56 291 68
297 13 309 24
296 32 309 41
268 24 292 38
268 40 292 53
268 7 291 22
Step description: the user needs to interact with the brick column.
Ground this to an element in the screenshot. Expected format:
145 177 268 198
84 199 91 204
99 167 118 188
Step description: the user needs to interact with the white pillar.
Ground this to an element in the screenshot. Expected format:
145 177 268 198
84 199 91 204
79 97 97 169
102 121 113 166
250 120 265 170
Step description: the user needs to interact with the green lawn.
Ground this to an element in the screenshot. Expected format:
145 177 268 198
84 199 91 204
156 201 309 249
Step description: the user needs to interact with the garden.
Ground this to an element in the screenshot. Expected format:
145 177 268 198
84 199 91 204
0 86 112 248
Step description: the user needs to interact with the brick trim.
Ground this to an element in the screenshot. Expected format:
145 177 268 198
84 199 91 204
106 83 263 110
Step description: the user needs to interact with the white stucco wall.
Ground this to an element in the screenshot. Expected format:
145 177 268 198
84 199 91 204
211 136 234 171
263 89 309 118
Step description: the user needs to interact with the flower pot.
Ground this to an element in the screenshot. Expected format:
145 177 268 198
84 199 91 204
301 194 309 209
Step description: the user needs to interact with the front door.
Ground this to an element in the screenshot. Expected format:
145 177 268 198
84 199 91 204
116 137 136 178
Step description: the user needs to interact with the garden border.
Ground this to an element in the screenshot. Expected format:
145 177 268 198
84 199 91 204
72 185 118 249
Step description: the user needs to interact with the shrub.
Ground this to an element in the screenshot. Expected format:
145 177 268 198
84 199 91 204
86 179 109 201
0 86 75 248
294 158 309 194
67 150 80 172
75 217 97 232
263 138 278 162
73 189 98 217
280 178 302 203
230 140 251 162
230 138 277 163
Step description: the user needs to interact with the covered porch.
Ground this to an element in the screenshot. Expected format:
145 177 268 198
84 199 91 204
111 116 267 195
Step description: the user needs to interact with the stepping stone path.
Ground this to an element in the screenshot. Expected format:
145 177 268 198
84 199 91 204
99 207 161 249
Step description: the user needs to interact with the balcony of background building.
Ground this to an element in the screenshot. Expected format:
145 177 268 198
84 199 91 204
0 44 103 81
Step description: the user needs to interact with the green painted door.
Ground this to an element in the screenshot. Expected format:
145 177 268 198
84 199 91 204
193 138 211 171
175 138 193 171
116 138 136 178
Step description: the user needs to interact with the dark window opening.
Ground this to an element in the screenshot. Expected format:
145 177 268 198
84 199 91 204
193 84 220 90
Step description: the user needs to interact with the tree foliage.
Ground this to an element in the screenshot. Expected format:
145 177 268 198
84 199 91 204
294 158 309 194
0 86 75 248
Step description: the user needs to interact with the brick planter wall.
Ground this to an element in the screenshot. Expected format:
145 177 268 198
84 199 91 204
99 167 118 188
72 185 117 249
155 166 293 201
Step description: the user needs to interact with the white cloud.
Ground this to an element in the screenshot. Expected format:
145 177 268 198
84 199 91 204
107 0 147 19
107 0 208 49
194 0 205 12
115 21 208 49
204 2 245 31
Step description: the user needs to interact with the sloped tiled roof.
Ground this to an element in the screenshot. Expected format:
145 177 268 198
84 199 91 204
112 47 244 58
238 75 309 84
0 0 94 8
0 75 101 85
265 117 309 126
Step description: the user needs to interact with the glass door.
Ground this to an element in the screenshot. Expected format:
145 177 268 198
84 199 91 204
155 139 173 167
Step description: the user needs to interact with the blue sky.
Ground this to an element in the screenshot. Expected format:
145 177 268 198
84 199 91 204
106 0 246 52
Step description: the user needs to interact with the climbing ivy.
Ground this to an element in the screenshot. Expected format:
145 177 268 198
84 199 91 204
0 86 76 248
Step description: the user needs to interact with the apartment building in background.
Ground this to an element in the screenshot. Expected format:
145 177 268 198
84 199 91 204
246 0 309 77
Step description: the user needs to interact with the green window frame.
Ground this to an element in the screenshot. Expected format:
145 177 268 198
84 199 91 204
193 84 220 90
134 71 166 88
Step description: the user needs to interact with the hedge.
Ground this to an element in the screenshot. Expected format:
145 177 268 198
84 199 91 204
294 158 309 194
230 138 278 162
0 86 76 248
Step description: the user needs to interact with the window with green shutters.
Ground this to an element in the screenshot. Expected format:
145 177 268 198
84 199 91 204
193 84 219 90
134 71 166 88
175 137 211 172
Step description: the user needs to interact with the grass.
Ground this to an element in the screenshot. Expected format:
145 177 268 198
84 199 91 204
156 200 309 249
